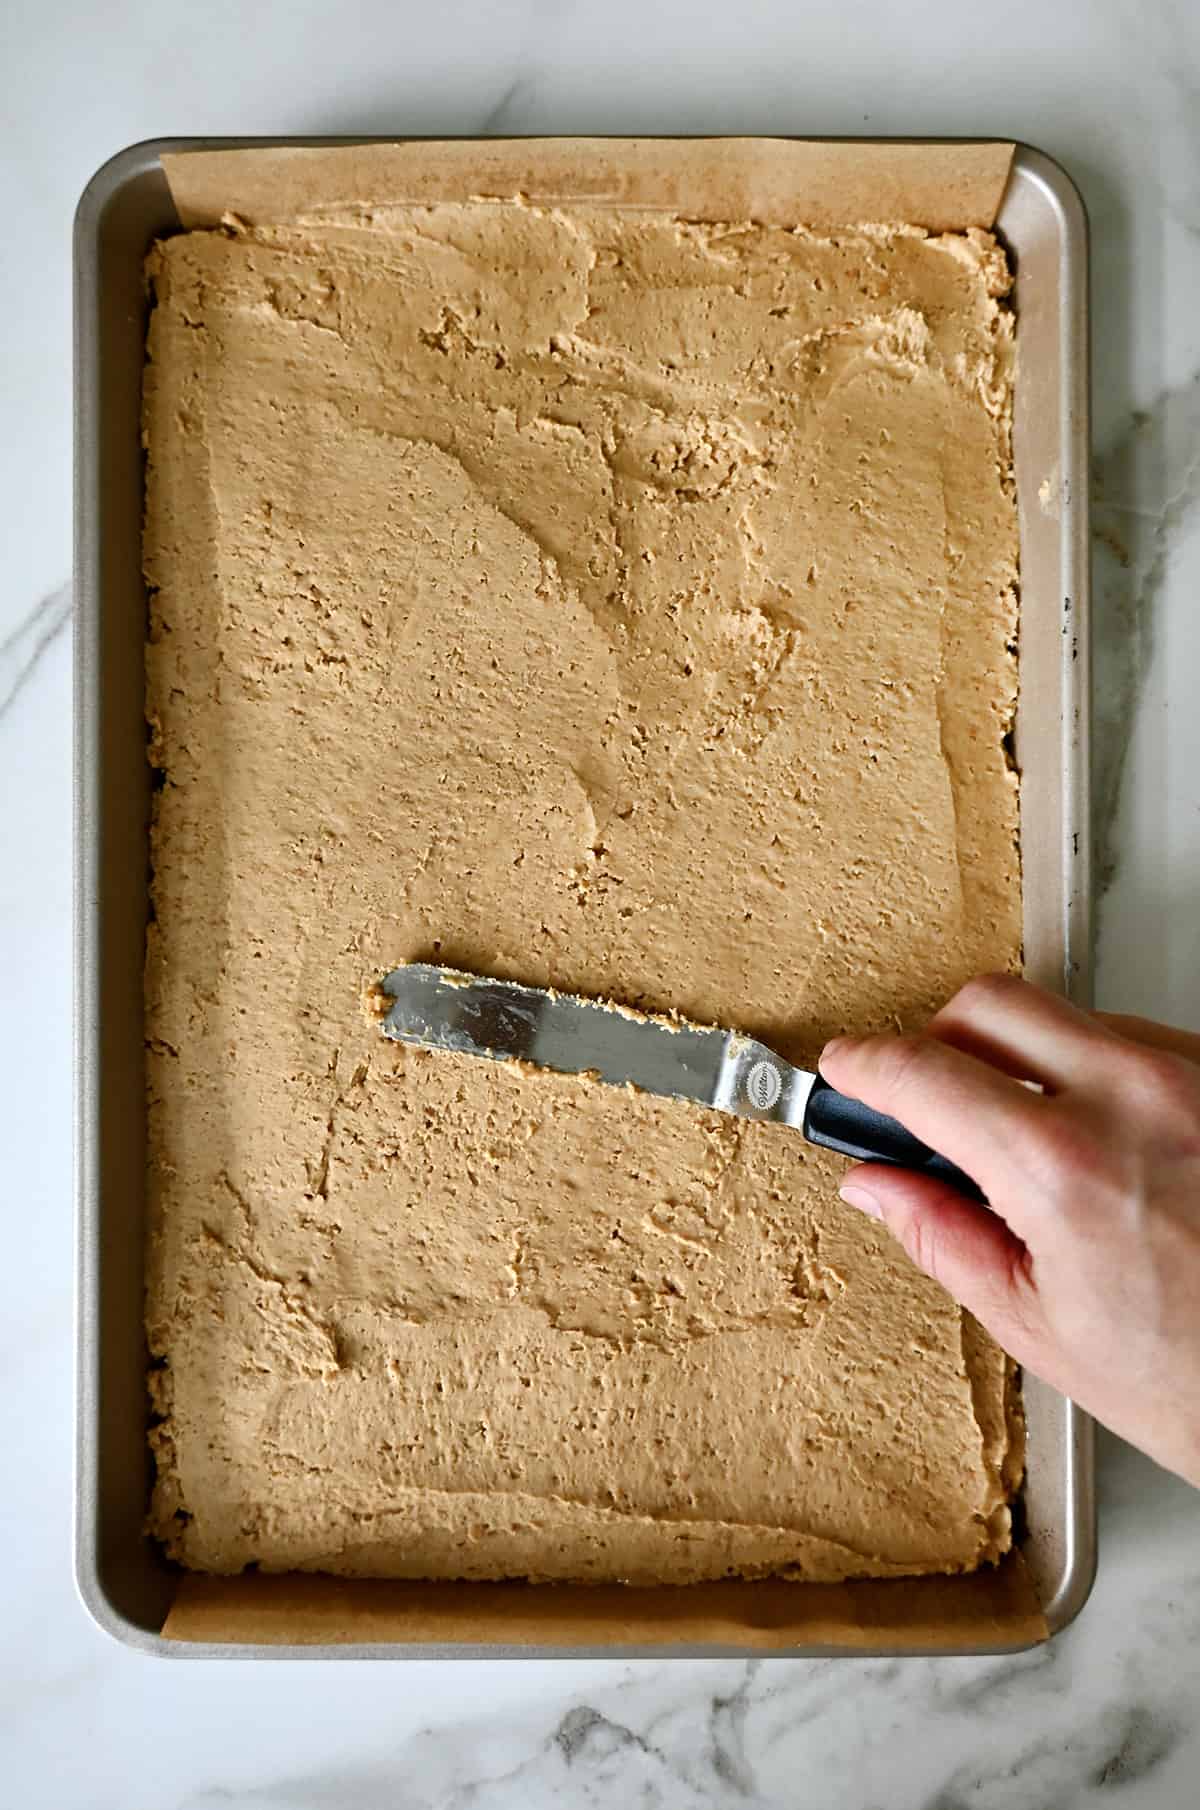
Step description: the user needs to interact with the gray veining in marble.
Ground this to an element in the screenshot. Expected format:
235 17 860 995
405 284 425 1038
0 581 70 723
1092 373 1200 892
159 1541 1200 1809
478 74 538 136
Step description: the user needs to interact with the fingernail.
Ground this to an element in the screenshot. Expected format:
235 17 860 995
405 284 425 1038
840 1184 883 1219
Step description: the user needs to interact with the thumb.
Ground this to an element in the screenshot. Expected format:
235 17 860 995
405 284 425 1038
839 1164 1043 1357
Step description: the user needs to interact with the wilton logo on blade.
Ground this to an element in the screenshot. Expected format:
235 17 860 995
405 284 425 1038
746 1060 782 1111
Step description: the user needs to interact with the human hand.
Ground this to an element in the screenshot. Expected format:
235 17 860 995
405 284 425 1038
820 975 1200 1487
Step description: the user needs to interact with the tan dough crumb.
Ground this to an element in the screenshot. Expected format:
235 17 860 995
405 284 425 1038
143 201 1022 1584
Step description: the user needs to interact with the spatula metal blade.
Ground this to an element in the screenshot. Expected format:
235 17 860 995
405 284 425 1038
378 964 814 1129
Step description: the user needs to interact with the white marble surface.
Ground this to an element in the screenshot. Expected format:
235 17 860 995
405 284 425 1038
3 0 1200 1803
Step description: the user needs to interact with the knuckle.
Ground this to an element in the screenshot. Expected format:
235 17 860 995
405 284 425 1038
1126 1057 1200 1161
1025 1106 1119 1209
877 1034 934 1099
1120 1045 1200 1113
954 971 1020 1013
1031 1108 1102 1177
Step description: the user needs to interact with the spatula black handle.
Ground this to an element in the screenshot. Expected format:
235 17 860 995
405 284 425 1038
802 1075 986 1203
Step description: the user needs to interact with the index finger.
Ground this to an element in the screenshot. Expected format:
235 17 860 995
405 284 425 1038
818 1031 1046 1225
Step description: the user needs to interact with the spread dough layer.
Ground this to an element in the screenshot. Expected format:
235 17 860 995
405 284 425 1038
144 200 1022 1583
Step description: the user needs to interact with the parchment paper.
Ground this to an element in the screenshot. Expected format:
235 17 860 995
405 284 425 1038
156 136 1042 1653
162 137 1014 231
165 1559 1044 1651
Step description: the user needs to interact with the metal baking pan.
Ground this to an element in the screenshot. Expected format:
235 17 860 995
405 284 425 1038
75 137 1094 1657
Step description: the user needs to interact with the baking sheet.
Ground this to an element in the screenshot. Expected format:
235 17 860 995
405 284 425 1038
75 136 1092 1657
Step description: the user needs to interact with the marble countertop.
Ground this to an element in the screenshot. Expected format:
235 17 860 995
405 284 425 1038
4 0 1199 1803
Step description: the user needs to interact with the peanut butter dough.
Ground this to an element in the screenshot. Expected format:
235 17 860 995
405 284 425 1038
144 200 1022 1582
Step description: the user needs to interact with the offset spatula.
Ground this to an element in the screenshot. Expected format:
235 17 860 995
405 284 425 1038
377 964 984 1202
